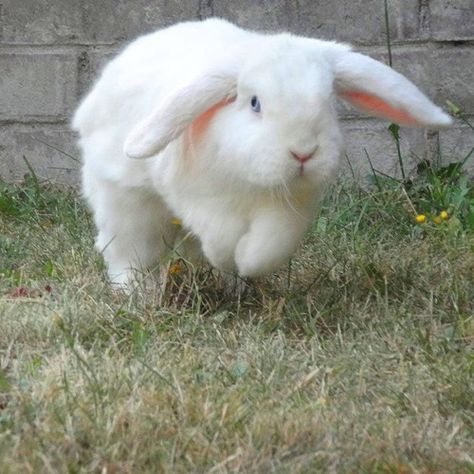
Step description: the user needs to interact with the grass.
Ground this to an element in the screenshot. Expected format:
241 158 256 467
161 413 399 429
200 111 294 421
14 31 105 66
0 151 473 473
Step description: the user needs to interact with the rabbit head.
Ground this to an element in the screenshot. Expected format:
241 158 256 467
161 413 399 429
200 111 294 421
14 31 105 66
124 34 451 190
198 40 342 188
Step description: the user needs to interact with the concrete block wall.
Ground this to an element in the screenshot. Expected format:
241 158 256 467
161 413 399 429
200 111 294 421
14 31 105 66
1 0 473 183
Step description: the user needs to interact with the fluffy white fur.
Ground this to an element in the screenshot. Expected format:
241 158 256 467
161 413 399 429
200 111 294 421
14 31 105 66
73 18 452 286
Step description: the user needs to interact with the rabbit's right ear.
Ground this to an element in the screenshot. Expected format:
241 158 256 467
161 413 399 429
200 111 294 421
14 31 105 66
124 64 239 159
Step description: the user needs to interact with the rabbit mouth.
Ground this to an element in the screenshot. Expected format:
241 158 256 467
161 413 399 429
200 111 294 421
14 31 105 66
289 163 319 185
292 162 310 180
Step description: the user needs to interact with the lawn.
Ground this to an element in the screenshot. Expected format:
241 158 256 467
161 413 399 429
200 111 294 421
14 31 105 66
0 153 473 472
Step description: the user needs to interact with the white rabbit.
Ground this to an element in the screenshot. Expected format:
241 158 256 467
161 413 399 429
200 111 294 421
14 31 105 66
72 18 451 286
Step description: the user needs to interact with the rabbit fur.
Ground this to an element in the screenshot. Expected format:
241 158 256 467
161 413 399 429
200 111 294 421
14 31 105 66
73 18 451 286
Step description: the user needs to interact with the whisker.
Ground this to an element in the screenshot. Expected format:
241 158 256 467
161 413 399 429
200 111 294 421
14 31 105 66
279 178 308 221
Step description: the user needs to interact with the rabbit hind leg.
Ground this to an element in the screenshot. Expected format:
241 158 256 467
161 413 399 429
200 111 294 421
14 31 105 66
85 177 177 288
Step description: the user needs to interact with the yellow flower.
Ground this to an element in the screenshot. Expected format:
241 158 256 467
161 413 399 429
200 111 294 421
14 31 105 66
433 215 442 225
415 214 426 224
440 210 449 220
169 262 182 275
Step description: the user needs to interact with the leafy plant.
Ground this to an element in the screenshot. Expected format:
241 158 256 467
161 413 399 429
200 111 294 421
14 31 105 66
370 2 474 231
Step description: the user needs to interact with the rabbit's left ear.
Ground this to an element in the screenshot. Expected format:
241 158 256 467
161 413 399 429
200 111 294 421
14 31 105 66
332 51 452 128
124 64 238 159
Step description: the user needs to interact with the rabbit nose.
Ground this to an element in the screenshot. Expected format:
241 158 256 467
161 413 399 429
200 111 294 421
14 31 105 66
290 149 315 164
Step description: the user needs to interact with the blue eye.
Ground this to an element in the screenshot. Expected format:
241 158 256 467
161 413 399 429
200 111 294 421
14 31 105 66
250 95 261 113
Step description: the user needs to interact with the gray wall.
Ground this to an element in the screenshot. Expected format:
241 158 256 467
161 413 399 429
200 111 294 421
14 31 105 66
1 0 473 183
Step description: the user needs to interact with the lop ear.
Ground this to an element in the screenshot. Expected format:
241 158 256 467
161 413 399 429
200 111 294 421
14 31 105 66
124 64 239 159
332 51 452 128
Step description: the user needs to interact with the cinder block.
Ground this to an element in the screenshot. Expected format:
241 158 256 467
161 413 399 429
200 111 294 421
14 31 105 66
340 119 428 180
0 53 78 120
81 0 201 43
389 47 474 115
340 119 474 181
437 122 474 175
212 0 420 44
2 0 83 44
0 125 80 184
430 0 474 41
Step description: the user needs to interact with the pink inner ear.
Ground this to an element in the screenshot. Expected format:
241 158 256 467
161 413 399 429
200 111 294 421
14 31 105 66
341 90 418 126
189 98 234 141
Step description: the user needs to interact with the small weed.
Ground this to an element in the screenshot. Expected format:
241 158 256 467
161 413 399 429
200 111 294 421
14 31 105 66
362 102 474 232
